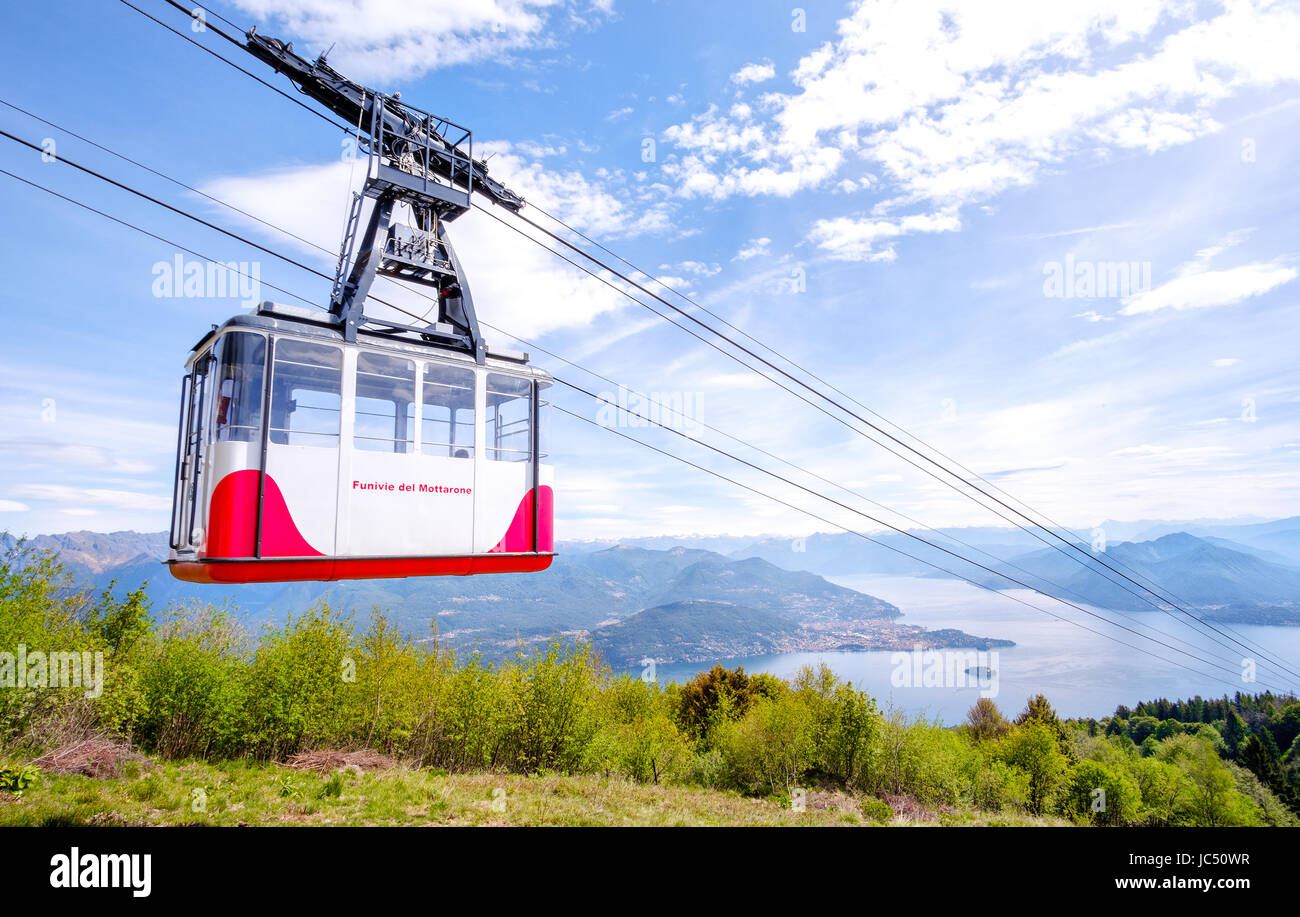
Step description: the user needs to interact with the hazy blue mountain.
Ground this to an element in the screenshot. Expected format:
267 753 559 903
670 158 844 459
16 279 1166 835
3 528 1029 663
593 600 797 665
944 533 1300 621
1200 536 1296 566
17 520 1297 655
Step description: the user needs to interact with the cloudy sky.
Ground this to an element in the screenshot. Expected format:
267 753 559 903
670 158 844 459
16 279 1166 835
1 0 1299 542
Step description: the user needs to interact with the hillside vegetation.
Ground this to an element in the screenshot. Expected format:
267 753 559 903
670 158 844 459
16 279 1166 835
0 542 1296 827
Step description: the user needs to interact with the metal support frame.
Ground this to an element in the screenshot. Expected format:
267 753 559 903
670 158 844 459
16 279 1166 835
245 30 524 364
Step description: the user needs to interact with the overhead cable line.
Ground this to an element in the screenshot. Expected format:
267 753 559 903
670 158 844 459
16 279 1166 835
7 148 1289 691
125 0 1300 680
70 4 1300 682
524 203 1288 673
478 204 1300 681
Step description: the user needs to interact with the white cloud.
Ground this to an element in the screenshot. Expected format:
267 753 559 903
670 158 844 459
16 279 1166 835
658 0 1300 259
733 237 772 261
807 210 960 262
479 145 674 239
230 0 610 81
1023 221 1141 240
0 500 29 513
1212 357 1240 367
9 484 171 511
731 61 776 85
606 106 634 121
0 440 154 474
1121 262 1297 315
660 260 721 277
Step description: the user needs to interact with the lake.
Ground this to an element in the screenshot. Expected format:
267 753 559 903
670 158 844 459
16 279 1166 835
644 575 1300 724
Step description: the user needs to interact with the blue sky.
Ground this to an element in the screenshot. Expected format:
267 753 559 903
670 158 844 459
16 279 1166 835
1 0 1299 541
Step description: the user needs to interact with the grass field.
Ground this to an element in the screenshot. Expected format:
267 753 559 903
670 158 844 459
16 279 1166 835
0 756 1067 827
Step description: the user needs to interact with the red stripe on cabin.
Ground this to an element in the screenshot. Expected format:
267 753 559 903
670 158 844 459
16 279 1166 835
202 469 325 559
489 485 554 553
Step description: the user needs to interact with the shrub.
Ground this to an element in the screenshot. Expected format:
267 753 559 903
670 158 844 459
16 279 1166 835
865 710 970 806
242 604 353 759
995 721 1070 815
860 795 894 824
677 665 758 740
134 605 248 759
793 664 880 787
717 693 814 795
1061 759 1141 825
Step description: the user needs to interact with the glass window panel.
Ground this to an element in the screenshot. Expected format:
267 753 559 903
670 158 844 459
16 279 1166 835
486 372 532 463
212 332 265 443
537 379 551 462
422 363 476 458
354 351 415 453
269 339 342 447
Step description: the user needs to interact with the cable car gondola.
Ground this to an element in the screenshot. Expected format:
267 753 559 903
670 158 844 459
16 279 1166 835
168 38 553 583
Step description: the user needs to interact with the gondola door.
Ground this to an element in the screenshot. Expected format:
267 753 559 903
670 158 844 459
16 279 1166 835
341 353 477 568
474 372 553 556
169 349 213 554
256 337 343 558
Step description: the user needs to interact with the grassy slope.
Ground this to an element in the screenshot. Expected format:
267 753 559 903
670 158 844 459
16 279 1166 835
0 758 1066 827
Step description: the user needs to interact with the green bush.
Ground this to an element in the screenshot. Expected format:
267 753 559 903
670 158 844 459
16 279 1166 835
994 720 1070 815
860 795 894 823
1061 759 1140 825
867 710 970 806
717 693 814 795
0 764 38 796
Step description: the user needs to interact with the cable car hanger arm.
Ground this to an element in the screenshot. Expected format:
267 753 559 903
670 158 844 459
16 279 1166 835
243 28 525 214
237 27 533 357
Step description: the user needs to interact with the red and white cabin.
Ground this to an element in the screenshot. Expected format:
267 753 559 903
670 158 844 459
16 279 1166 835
168 305 554 583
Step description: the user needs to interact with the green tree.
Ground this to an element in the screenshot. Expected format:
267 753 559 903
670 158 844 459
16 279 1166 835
793 664 880 787
1129 756 1190 826
1222 710 1248 757
1062 759 1140 825
1016 693 1073 760
997 720 1070 815
1159 734 1254 826
965 697 1011 743
677 664 756 739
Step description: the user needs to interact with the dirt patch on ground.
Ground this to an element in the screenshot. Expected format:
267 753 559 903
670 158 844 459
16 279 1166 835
806 788 860 814
882 794 938 822
285 749 396 773
32 739 146 779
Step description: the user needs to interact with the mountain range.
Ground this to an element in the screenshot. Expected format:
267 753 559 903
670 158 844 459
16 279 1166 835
709 520 1300 625
0 534 1007 664
5 514 1298 665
